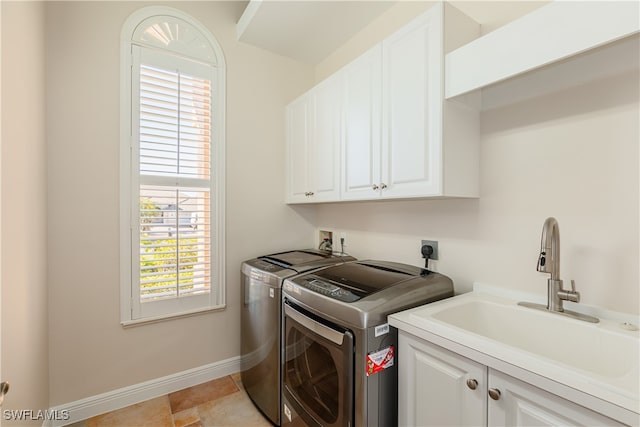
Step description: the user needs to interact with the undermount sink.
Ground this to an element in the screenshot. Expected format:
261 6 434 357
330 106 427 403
429 299 638 380
401 290 640 411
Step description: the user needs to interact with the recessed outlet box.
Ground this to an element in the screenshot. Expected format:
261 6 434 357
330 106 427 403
421 240 439 261
319 230 333 251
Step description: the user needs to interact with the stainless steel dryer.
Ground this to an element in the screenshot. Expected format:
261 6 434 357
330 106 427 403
281 260 454 427
240 249 355 425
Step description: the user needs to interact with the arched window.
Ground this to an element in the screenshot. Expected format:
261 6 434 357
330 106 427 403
120 7 226 324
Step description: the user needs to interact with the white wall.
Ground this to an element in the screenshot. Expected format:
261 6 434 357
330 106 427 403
1 1 49 422
315 69 639 314
312 3 639 315
45 1 316 405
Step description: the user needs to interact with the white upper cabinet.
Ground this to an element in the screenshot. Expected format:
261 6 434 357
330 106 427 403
342 10 445 201
286 75 341 203
286 3 481 204
341 3 481 202
312 76 342 201
379 7 443 199
342 45 383 200
286 95 311 203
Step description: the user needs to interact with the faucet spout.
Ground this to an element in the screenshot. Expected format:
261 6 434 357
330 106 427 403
537 217 560 280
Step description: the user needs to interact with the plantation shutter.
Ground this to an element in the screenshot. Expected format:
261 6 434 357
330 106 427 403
131 46 215 319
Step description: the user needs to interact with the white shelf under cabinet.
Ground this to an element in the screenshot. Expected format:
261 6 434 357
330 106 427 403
445 1 640 99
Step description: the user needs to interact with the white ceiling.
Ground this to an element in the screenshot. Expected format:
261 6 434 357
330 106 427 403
236 1 549 65
237 0 397 64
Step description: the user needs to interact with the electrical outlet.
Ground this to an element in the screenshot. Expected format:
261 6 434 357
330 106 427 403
421 240 439 261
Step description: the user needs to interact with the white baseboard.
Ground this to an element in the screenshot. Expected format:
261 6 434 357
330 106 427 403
44 356 241 427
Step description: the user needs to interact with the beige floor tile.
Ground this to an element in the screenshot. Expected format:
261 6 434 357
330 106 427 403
172 407 200 427
230 372 242 390
169 376 239 414
80 373 268 427
86 396 173 427
198 391 272 427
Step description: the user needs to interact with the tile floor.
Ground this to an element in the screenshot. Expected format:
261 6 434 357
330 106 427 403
73 373 272 427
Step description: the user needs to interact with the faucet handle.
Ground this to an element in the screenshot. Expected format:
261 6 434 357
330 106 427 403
558 280 580 303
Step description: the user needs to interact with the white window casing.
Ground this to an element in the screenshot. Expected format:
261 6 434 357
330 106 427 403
120 7 226 325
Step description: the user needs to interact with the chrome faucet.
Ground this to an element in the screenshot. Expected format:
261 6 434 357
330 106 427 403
536 217 580 312
519 217 599 323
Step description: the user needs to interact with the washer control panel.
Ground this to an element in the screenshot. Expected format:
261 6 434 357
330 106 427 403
295 277 360 302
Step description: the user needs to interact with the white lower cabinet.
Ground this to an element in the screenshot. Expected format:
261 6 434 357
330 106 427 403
398 332 624 427
398 331 486 426
488 369 623 426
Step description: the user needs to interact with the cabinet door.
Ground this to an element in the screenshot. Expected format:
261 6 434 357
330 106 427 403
398 332 486 427
341 45 382 200
488 369 624 427
285 95 312 203
309 75 341 202
381 5 443 198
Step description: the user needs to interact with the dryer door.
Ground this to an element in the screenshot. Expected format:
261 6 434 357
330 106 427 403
282 299 354 427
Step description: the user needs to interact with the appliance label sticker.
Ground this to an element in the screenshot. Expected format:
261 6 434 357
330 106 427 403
366 346 394 376
374 323 389 337
284 403 292 422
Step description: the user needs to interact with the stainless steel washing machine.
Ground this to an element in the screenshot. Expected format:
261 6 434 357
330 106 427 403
281 260 454 427
240 249 355 425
